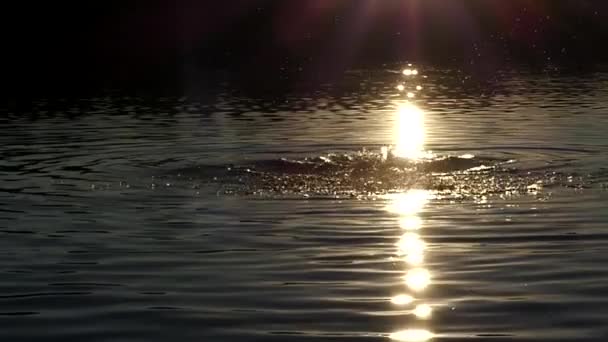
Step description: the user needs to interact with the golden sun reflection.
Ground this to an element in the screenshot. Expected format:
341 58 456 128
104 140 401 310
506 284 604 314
413 304 433 319
402 69 419 76
399 216 422 230
391 294 415 305
388 67 435 342
404 268 431 292
384 190 431 216
390 329 434 342
393 102 426 160
397 233 426 254
404 250 425 266
397 233 426 266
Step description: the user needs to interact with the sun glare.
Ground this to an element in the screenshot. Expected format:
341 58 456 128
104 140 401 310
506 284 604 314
399 216 423 230
390 329 434 342
397 233 426 257
391 294 415 305
385 190 431 216
402 69 419 76
404 267 431 292
413 304 432 319
393 102 426 160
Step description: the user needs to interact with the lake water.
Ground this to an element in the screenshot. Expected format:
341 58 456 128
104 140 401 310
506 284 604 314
2 66 608 341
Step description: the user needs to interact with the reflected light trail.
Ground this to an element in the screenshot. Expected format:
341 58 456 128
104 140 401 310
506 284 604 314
393 102 426 160
390 329 434 342
388 67 435 342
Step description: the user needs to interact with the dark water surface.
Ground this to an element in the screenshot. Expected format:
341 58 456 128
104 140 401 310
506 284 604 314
2 67 608 341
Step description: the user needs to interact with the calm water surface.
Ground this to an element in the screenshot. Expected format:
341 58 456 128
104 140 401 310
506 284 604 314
2 67 608 341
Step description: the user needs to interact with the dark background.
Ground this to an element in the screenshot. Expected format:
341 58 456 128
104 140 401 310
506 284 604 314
3 0 608 97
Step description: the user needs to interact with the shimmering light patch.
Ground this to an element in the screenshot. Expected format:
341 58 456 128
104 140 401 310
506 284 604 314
392 102 426 160
402 68 419 76
390 329 434 342
413 304 432 319
399 216 422 230
391 294 415 305
416 85 423 90
404 251 424 266
384 190 431 216
460 153 475 159
396 84 405 91
407 92 415 98
527 181 543 195
381 146 390 161
397 233 426 257
404 268 431 291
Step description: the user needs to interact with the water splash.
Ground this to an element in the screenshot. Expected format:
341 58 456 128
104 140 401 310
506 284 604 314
164 147 591 199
